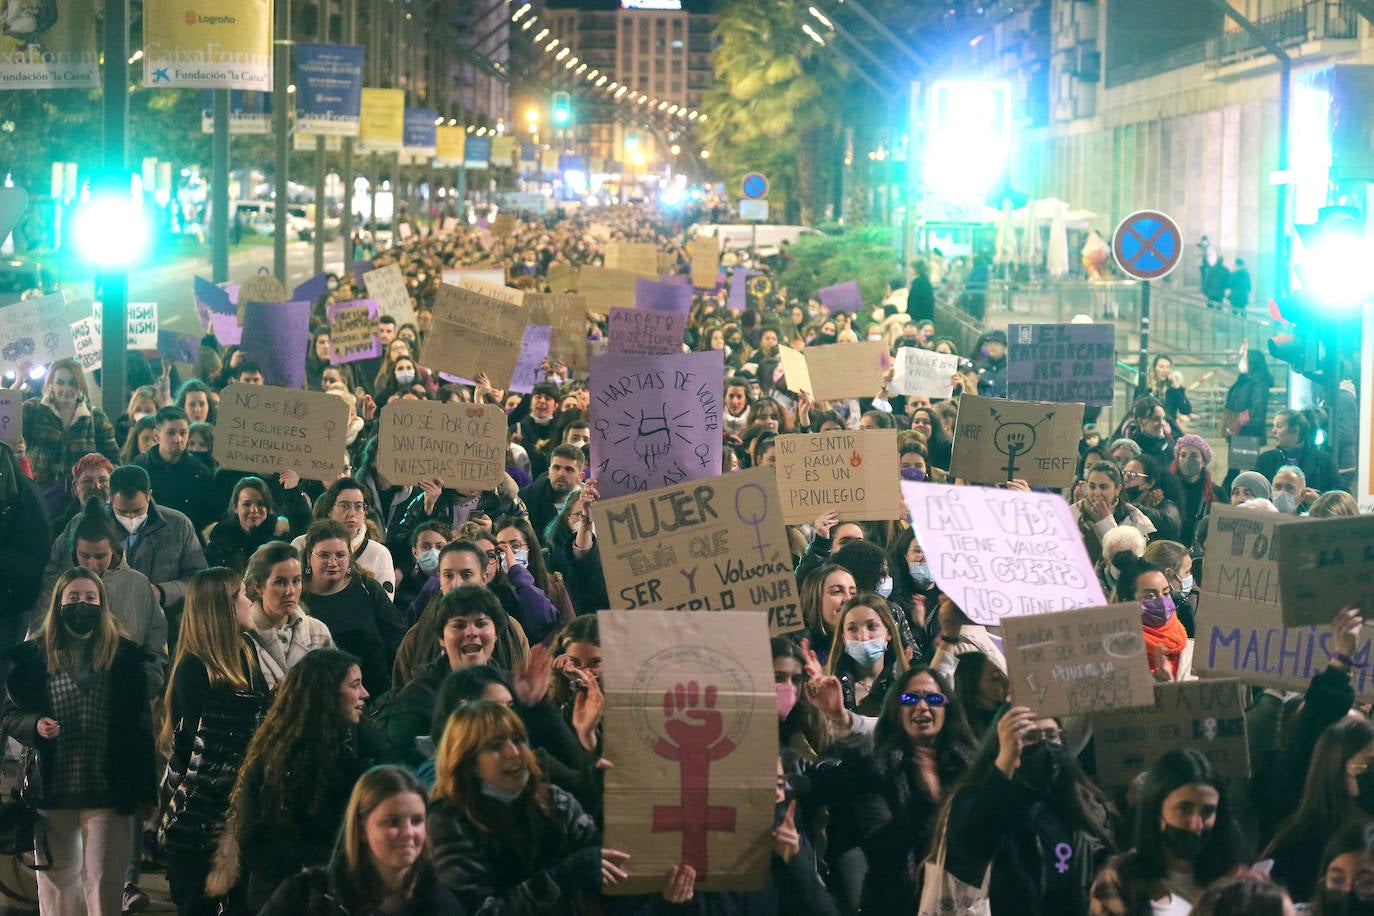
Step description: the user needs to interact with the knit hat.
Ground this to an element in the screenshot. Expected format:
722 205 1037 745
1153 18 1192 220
1232 471 1271 500
1173 434 1213 465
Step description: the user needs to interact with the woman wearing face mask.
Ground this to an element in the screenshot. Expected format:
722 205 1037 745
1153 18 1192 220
1113 554 1188 680
22 359 120 495
832 539 921 664
428 702 629 914
1 567 157 916
396 520 451 620
1088 748 1246 916
259 765 465 915
1122 454 1182 542
495 516 576 628
204 476 289 574
1170 434 1218 548
1310 822 1374 916
375 356 433 406
823 594 909 717
798 564 857 668
300 519 408 699
888 528 938 650
1142 540 1198 636
773 638 832 761
242 541 334 689
938 706 1117 916
953 651 1010 742
219 648 387 911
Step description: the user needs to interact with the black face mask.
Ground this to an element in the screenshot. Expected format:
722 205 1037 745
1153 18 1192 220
1016 743 1065 796
60 601 101 637
1356 771 1374 816
1160 825 1210 862
1322 889 1374 916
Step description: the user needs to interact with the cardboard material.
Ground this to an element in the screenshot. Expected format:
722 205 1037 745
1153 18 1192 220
577 267 640 310
775 429 901 524
818 280 864 313
509 324 553 395
890 347 960 398
236 270 286 325
600 610 776 895
690 237 720 289
608 308 685 356
776 346 811 396
1006 322 1116 406
456 274 525 306
1002 603 1155 718
797 341 892 402
0 390 19 447
424 283 528 388
441 268 507 290
948 394 1084 489
546 263 580 294
157 330 201 364
379 401 506 489
0 293 75 370
326 300 382 364
492 213 516 238
527 293 590 376
216 383 349 481
1275 515 1374 627
241 300 311 390
588 350 724 500
605 241 661 278
362 263 415 323
1093 680 1251 787
596 468 802 635
902 480 1106 625
634 277 693 315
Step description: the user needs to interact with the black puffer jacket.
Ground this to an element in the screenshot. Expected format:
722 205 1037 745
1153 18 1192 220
259 858 467 916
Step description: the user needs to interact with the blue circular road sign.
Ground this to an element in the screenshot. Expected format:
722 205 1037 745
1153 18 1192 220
1112 210 1183 280
741 173 769 200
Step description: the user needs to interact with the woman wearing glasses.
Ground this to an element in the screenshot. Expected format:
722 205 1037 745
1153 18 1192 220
293 479 398 597
936 705 1117 915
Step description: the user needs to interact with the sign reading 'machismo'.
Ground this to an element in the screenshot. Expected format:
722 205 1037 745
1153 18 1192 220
1006 323 1116 406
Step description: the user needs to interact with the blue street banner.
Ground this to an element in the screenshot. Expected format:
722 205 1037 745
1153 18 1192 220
402 108 438 157
464 134 492 170
0 0 99 88
200 90 270 135
295 44 364 136
143 0 272 90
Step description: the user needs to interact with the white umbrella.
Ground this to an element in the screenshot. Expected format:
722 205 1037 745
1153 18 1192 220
1046 200 1070 277
994 198 1018 265
1022 196 1040 268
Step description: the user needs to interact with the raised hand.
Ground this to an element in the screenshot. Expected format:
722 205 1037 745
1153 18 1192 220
513 644 553 708
772 801 800 863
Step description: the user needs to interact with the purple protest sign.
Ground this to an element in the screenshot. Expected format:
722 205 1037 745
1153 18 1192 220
659 274 692 286
510 324 553 394
350 260 375 284
588 349 724 499
818 281 864 313
634 277 693 315
1006 322 1116 406
326 299 382 364
607 307 684 356
157 330 200 363
194 276 235 315
293 272 331 303
726 269 757 313
209 311 242 346
241 300 311 389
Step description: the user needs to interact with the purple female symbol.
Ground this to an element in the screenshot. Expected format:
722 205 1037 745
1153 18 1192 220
734 483 770 563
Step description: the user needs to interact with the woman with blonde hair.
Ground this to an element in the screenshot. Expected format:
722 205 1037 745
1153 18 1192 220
428 702 628 913
259 765 465 915
1 566 155 915
158 567 267 915
21 357 119 493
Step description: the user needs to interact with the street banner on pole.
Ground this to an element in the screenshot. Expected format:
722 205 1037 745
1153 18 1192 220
358 88 404 151
0 0 99 88
143 0 272 90
200 90 270 134
295 44 364 136
402 108 438 158
435 126 465 166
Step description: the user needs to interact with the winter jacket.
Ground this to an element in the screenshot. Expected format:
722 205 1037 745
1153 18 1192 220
391 482 526 555
392 582 533 688
259 860 467 916
1255 444 1341 495
0 444 50 617
244 604 335 689
204 516 291 573
21 396 119 492
1 637 157 813
519 473 565 546
211 468 314 538
133 446 219 531
301 574 407 697
1223 371 1272 443
546 523 609 618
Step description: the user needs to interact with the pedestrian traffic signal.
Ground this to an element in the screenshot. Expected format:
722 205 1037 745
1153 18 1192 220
72 182 149 269
552 91 571 126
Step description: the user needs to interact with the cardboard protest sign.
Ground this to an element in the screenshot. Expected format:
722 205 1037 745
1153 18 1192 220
776 347 811 396
596 467 802 635
818 280 864 313
600 609 777 894
1194 504 1374 698
292 272 330 303
0 390 19 448
492 213 516 238
589 350 724 500
237 270 286 325
425 283 528 388
605 241 661 278
326 300 382 364
588 222 613 241
441 267 507 290
902 480 1106 625
378 401 506 489
362 263 415 323
157 330 201 365
241 300 311 390
93 301 158 350
890 347 959 398
948 394 1084 489
210 312 242 347
456 274 525 306
775 429 900 524
726 269 755 313
634 277 693 315
608 308 685 356
801 341 892 402
215 384 349 480
71 317 102 372
578 267 640 310
1275 515 1374 626
0 293 75 371
546 263 580 294
1093 680 1250 787
1002 603 1154 718
527 292 590 375
1007 322 1116 406
194 276 236 318
690 236 720 288
510 325 552 395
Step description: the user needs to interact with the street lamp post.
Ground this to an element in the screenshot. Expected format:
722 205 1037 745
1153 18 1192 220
99 0 129 418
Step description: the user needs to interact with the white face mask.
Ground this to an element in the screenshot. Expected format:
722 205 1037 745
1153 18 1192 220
395 370 416 385
875 576 894 598
1179 574 1194 597
117 514 147 534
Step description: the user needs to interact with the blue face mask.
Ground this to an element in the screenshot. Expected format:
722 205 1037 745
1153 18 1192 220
500 548 530 572
908 561 932 587
416 548 440 574
479 771 530 803
844 637 887 667
875 576 894 598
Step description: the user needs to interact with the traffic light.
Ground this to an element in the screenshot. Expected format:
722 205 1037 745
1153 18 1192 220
552 91 571 126
1266 294 1324 379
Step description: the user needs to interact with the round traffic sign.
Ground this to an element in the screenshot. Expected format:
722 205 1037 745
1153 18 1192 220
741 172 769 200
1112 210 1183 281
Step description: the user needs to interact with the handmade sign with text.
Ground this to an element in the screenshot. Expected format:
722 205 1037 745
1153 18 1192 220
425 282 528 388
595 467 802 635
1006 323 1115 406
327 300 382 364
1275 514 1374 627
608 308 685 356
93 301 159 350
0 293 75 370
527 292 590 375
600 610 776 895
605 242 661 278
1002 603 1155 718
379 401 506 489
577 267 640 310
890 347 960 399
775 429 900 524
949 394 1084 489
215 384 349 481
1094 680 1250 787
902 480 1106 625
456 274 525 306
362 263 415 323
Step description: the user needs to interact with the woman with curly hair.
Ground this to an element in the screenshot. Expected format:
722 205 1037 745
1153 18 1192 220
222 648 388 910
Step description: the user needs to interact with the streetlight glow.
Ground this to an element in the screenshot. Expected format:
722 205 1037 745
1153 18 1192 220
802 24 827 45
808 6 834 29
534 28 549 41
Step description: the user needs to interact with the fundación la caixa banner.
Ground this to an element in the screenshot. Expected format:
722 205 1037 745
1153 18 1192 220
142 0 272 91
0 0 100 88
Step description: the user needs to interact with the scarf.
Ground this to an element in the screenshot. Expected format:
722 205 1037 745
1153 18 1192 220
1142 614 1188 677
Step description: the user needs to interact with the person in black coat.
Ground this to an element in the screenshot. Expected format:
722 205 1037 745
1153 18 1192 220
907 259 935 323
202 476 292 573
1221 346 1273 488
132 406 219 532
0 441 50 676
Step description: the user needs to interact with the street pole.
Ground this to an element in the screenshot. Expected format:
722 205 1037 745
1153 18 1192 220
341 0 357 272
211 90 230 283
1138 280 1152 390
313 137 326 273
99 0 129 418
272 0 291 282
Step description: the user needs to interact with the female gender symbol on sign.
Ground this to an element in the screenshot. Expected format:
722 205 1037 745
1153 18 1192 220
1112 210 1183 281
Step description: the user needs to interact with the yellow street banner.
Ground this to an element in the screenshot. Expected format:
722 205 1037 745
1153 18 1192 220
142 0 272 91
358 88 404 151
0 0 99 88
434 126 466 166
491 135 515 164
